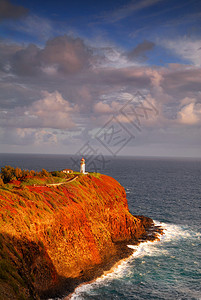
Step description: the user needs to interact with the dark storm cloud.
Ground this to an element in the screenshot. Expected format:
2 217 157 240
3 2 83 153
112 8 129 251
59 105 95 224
0 0 28 21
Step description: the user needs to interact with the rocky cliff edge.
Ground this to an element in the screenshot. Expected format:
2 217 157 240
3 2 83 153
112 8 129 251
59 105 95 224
0 173 159 299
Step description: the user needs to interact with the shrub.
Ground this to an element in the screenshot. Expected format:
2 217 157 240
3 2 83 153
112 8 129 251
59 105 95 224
1 166 38 183
40 169 51 177
0 176 4 186
1 166 16 183
22 169 30 177
14 167 23 179
29 170 36 176
51 171 66 178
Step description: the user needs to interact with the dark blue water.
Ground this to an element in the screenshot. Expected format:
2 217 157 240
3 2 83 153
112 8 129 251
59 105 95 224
0 154 201 300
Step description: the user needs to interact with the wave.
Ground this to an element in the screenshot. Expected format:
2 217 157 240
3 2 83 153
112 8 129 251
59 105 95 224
62 221 201 300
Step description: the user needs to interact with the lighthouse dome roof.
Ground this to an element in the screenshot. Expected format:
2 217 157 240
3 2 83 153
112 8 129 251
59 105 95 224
81 157 85 162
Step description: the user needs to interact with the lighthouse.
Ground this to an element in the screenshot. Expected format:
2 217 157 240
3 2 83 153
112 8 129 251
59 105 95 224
80 157 86 173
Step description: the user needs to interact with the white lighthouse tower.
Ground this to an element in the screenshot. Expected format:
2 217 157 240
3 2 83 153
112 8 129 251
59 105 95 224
80 157 86 173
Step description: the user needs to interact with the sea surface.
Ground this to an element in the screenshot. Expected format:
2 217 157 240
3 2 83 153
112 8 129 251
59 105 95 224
0 153 201 300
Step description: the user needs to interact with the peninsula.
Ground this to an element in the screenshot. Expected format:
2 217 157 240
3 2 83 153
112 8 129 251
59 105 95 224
0 167 162 299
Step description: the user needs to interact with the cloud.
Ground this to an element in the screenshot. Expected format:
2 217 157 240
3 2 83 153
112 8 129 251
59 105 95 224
161 38 201 66
0 0 28 21
94 102 112 114
0 91 77 129
0 41 24 78
0 81 36 109
40 35 92 74
0 128 35 145
0 127 58 146
161 65 201 98
177 98 201 125
126 40 155 62
9 35 93 76
0 34 201 156
11 43 41 76
13 15 54 41
93 100 124 115
102 0 162 23
91 66 151 88
28 91 77 129
0 38 151 113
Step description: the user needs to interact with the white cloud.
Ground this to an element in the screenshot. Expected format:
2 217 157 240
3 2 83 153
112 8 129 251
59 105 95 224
0 127 58 146
0 34 201 155
25 90 78 129
35 129 58 144
161 38 201 66
177 98 201 125
93 101 123 114
102 0 162 23
0 91 77 129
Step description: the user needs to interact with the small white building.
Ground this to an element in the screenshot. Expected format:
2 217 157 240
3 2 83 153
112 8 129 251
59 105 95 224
62 169 73 174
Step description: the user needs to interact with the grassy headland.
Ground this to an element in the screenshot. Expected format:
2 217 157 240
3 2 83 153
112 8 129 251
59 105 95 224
0 167 162 299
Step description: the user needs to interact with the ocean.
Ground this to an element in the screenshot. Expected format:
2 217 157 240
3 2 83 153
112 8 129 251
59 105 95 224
0 154 201 300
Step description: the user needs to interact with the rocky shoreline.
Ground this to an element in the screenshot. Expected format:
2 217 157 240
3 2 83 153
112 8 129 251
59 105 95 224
42 218 163 300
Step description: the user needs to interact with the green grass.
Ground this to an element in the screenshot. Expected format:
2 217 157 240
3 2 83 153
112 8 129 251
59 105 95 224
21 178 46 186
88 172 101 178
46 177 66 184
68 180 79 187
20 176 67 186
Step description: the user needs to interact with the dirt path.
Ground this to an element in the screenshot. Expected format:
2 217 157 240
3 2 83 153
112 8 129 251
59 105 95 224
34 175 79 187
46 175 78 186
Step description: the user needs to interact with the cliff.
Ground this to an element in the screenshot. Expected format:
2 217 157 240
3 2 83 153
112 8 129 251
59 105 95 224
0 173 158 299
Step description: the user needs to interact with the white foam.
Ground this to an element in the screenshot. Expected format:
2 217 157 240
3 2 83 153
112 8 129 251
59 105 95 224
68 223 163 299
126 188 131 194
158 221 201 243
65 221 201 300
128 240 168 258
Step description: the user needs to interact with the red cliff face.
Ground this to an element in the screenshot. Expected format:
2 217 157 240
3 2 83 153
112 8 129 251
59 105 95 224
0 174 153 299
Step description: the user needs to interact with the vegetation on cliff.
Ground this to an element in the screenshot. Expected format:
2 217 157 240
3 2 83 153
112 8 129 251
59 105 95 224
0 167 155 299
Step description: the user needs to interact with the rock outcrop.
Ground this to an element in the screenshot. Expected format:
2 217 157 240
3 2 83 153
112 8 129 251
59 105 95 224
0 174 155 299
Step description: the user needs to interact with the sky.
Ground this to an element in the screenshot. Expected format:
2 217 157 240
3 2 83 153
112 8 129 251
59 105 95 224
0 0 201 158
